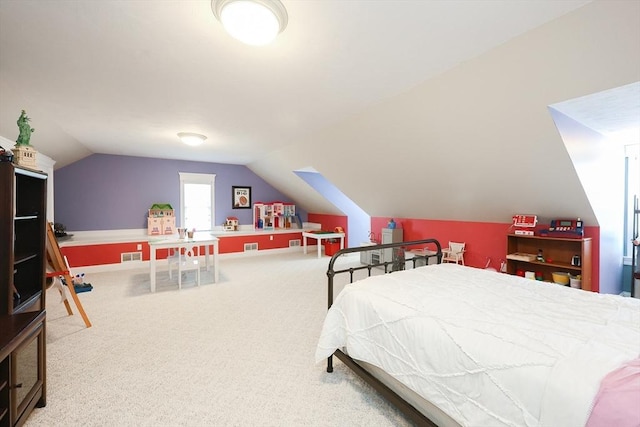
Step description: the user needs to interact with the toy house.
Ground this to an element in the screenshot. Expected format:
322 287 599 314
224 217 239 231
147 203 176 235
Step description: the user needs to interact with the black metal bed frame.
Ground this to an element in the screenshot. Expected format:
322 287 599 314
325 238 443 427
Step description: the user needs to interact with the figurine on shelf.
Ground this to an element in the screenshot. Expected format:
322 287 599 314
387 218 396 229
13 110 38 168
16 110 35 146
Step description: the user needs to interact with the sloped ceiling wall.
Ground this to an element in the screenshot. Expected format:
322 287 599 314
248 0 640 225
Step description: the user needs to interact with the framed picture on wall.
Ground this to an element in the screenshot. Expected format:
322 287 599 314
232 186 251 209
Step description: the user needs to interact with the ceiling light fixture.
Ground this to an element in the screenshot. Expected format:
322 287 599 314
211 0 288 46
177 132 207 146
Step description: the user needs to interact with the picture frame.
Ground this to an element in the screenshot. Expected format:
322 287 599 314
232 186 251 209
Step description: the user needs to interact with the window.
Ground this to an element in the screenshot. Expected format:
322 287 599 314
179 172 215 231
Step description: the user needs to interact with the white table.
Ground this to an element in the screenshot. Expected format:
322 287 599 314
148 233 219 292
407 248 438 267
302 231 345 258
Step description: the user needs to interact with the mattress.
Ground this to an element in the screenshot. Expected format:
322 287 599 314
354 357 461 427
316 263 640 427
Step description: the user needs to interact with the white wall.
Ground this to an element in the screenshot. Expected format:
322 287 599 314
249 0 640 226
549 108 626 294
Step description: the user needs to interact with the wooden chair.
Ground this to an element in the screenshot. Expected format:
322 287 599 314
442 241 466 265
168 244 200 289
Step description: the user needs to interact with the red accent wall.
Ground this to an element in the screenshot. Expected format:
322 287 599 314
60 232 304 267
372 216 599 292
217 232 302 253
306 215 600 292
60 218 601 293
307 213 349 246
62 242 155 267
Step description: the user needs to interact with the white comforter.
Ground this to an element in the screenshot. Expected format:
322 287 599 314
316 263 640 427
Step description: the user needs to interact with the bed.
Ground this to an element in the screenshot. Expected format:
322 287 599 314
316 238 640 427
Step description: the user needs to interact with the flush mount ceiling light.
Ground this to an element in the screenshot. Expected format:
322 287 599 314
211 0 288 46
177 132 207 146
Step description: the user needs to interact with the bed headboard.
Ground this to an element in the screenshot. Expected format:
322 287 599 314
326 238 442 309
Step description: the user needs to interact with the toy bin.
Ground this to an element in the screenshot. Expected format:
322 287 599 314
324 241 340 256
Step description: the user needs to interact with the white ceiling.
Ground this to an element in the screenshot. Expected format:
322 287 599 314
0 0 597 168
551 82 640 144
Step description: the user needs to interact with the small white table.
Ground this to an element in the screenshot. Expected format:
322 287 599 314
148 233 219 292
302 231 345 258
407 249 438 267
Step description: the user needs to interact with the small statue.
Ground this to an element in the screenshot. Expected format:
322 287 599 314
16 110 35 146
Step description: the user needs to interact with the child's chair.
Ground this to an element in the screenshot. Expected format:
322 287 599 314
442 242 466 265
168 244 200 289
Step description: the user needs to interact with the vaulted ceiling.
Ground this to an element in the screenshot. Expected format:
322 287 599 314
0 0 592 168
1 0 638 228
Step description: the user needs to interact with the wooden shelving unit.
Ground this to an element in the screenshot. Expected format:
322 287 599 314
506 233 592 291
0 162 47 427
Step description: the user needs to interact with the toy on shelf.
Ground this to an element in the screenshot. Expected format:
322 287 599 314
253 201 296 230
512 214 537 236
147 203 176 235
224 217 239 231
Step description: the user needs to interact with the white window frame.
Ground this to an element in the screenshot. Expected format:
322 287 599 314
624 144 639 260
179 172 216 231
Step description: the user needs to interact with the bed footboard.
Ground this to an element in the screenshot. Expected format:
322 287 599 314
326 238 442 310
325 238 441 370
324 238 442 426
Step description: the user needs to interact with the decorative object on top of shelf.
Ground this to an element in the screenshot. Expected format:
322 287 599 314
211 0 288 46
13 110 38 168
147 203 175 235
16 110 35 146
540 218 584 238
253 201 296 229
387 218 396 229
512 214 537 236
224 216 239 231
232 186 251 209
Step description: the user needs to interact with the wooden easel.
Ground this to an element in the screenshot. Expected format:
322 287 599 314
46 222 92 328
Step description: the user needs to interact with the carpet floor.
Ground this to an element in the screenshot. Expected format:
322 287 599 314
25 251 414 426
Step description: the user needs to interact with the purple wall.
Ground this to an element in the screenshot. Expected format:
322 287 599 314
54 154 305 231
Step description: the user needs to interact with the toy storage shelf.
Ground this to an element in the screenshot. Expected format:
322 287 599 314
506 234 592 291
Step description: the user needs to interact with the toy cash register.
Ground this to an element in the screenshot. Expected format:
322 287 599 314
512 214 537 236
540 218 584 238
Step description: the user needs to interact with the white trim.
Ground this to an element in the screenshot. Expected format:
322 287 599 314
59 227 307 247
